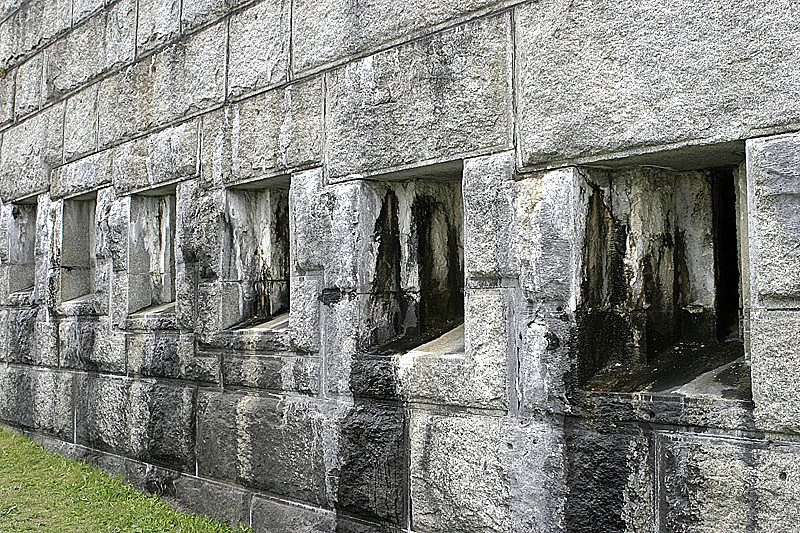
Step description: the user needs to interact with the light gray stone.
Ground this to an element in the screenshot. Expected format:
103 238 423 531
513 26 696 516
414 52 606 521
200 77 323 187
14 54 42 118
515 0 800 168
137 0 180 54
72 0 105 24
410 410 511 533
63 85 99 162
51 149 112 200
112 120 198 195
227 0 290 98
463 151 518 280
0 69 13 126
751 309 800 433
43 2 135 103
292 0 508 73
98 23 225 149
325 13 512 179
396 289 508 409
0 102 63 201
746 134 800 308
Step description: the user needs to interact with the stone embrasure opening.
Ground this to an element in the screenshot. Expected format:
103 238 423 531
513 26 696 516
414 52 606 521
577 166 748 399
129 191 176 314
61 194 97 302
225 179 290 329
8 200 36 294
363 171 465 354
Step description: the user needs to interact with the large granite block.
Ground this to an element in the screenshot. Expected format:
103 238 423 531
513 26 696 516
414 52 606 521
325 13 512 179
137 0 180 54
98 23 225 148
227 0 290 98
14 53 42 118
515 0 800 168
63 85 99 162
0 102 63 201
292 0 507 73
746 134 800 307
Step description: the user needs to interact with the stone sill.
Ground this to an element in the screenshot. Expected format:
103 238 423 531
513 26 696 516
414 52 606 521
6 288 34 307
59 294 100 316
125 302 177 331
571 389 755 433
203 313 291 352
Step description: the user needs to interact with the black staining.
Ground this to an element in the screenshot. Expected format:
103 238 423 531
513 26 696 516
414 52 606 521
576 168 745 396
779 471 788 482
575 184 632 386
660 444 703 531
712 168 742 341
545 331 560 351
565 421 630 533
412 193 464 339
320 287 346 305
335 405 407 527
366 190 407 348
584 340 746 396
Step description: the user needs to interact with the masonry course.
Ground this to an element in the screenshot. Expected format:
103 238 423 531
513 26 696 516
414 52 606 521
0 1 799 532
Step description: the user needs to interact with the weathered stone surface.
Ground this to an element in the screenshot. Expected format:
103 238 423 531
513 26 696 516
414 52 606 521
200 77 323 187
180 0 228 34
137 0 180 54
464 151 518 279
173 476 251 531
43 0 135 102
98 23 225 148
222 353 318 394
128 380 195 471
127 332 183 378
746 134 800 307
658 433 800 533
58 317 97 369
751 309 800 433
251 497 336 533
0 103 63 201
72 0 105 24
14 54 42 118
289 274 321 353
196 391 329 504
51 145 112 198
0 69 13 125
516 0 800 168
411 410 509 533
63 85 99 162
325 13 512 179
336 402 406 524
111 120 199 195
77 374 130 453
292 0 506 73
396 290 508 409
227 0 290 98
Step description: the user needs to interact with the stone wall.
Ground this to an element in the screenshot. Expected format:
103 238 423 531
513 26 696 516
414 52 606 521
1 0 799 532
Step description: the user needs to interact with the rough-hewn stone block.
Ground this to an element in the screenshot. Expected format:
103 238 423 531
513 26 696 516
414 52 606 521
51 145 112 199
137 0 180 54
222 353 318 394
751 309 800 433
227 0 290 98
98 23 225 148
746 134 800 307
515 0 800 167
173 476 252 531
292 0 507 73
325 13 512 179
14 54 42 118
196 391 329 504
200 78 323 187
0 69 13 126
43 1 135 103
411 410 509 533
63 85 99 162
0 103 63 201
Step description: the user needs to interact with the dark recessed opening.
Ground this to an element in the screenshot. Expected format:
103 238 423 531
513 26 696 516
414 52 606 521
577 165 748 399
365 174 464 354
712 169 741 342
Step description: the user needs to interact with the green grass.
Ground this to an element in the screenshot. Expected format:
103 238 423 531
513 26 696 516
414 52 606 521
0 428 250 533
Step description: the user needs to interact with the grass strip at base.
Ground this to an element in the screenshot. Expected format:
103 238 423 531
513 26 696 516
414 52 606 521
0 428 249 533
